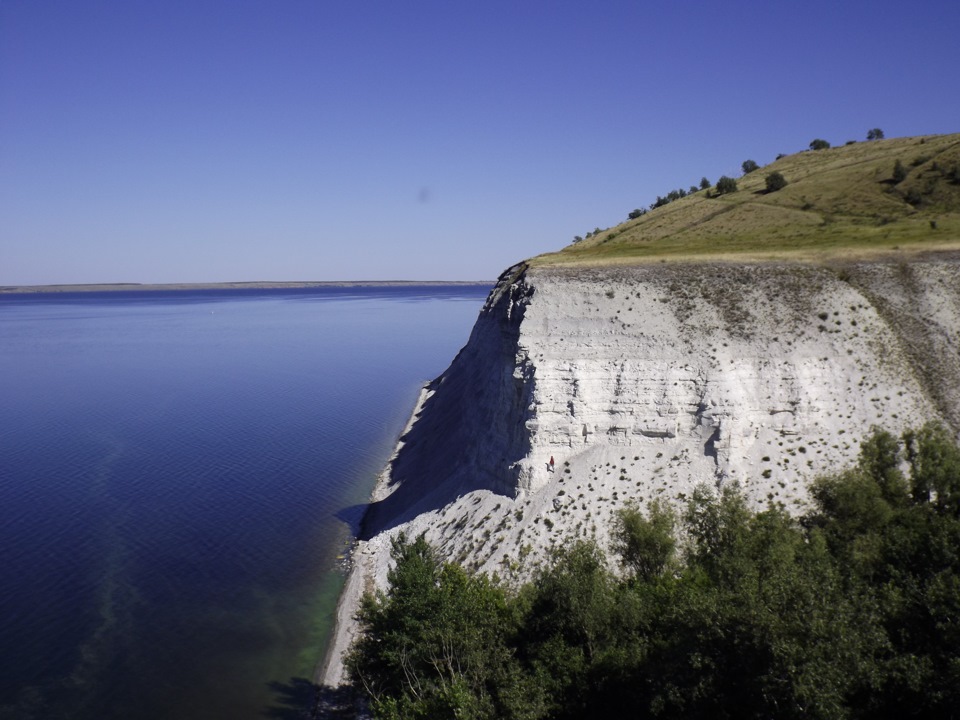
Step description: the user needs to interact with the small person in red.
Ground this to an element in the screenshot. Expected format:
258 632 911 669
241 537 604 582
549 456 555 472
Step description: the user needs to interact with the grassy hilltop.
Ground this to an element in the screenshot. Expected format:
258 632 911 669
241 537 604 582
533 133 960 266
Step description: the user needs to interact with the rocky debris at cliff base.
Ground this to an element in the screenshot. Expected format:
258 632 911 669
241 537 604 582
333 538 358 575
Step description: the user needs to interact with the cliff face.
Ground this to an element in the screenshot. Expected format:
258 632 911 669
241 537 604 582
361 263 537 537
321 255 960 686
363 257 960 566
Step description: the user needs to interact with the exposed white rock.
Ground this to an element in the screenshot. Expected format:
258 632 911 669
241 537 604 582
319 257 960 688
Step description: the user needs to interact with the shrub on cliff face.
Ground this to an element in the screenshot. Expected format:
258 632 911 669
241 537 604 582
345 533 532 718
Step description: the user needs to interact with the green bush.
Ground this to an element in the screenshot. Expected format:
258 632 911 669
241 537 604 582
613 499 675 581
741 159 759 174
346 533 529 717
765 171 788 192
809 138 831 150
715 175 738 194
867 128 885 140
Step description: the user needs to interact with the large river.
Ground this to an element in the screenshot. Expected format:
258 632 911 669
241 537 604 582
0 285 488 719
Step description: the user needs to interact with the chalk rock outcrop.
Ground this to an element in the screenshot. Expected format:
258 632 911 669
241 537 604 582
321 256 960 687
366 257 959 538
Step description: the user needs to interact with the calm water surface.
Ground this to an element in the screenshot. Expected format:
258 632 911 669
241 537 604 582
0 285 489 719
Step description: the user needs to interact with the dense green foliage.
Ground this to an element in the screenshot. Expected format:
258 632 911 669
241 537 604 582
867 128 885 141
347 425 960 719
810 138 831 150
345 536 531 718
742 159 759 174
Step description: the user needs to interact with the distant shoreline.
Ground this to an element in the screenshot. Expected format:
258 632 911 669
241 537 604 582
0 280 493 294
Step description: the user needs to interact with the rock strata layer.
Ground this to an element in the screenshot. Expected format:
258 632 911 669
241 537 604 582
319 256 960 688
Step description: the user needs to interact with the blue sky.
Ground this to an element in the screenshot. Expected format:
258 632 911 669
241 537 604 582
2 0 958 284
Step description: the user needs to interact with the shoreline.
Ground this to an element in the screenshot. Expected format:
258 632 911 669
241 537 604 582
314 383 433 689
1 280 491 294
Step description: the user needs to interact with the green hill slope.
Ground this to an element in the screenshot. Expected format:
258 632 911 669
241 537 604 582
534 133 960 266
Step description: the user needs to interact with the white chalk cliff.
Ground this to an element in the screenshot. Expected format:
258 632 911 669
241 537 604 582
320 255 960 686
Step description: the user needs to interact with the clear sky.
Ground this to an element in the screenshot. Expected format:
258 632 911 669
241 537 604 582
2 0 958 284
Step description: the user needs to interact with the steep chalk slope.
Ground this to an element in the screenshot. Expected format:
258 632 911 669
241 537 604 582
321 256 960 686
360 263 536 536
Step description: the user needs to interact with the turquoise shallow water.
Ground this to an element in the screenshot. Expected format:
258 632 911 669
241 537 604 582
0 285 488 719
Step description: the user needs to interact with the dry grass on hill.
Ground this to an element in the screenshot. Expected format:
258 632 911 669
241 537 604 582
534 133 960 266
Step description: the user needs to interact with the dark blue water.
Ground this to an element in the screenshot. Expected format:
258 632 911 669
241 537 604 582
0 285 489 719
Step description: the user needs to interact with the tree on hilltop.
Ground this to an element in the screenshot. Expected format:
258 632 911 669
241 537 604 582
715 175 738 195
810 138 831 150
867 128 885 141
742 159 759 175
